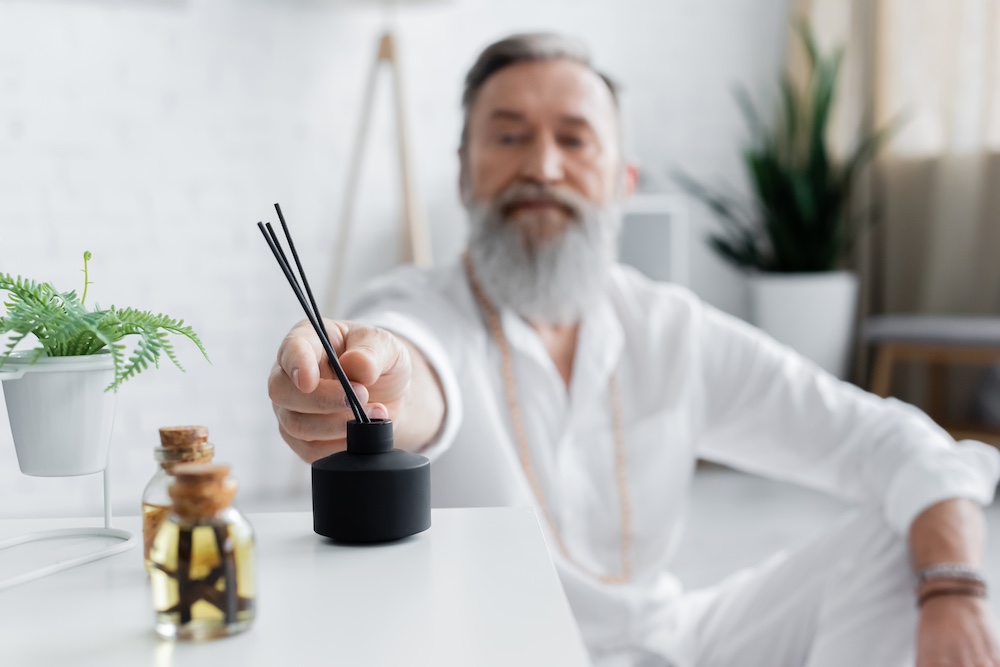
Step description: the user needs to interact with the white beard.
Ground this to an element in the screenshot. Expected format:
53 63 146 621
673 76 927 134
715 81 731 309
465 183 622 325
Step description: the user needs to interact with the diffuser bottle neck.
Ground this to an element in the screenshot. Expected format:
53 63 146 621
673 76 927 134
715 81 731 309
346 419 395 454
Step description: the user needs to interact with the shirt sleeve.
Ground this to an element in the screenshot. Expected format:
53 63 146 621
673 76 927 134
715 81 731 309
695 303 1000 536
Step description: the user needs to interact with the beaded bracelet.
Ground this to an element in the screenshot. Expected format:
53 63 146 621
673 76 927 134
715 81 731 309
916 563 988 586
918 583 987 607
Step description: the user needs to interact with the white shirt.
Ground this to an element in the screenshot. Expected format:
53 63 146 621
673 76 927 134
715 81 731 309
348 260 1000 663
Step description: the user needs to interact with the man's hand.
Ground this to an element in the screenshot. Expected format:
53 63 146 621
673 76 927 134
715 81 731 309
910 499 1000 666
268 319 413 463
917 596 1000 667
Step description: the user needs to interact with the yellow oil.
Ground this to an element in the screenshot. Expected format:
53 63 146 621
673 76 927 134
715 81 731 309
142 503 171 571
148 509 256 641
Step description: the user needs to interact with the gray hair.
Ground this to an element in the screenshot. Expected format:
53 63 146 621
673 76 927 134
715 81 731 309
460 33 621 149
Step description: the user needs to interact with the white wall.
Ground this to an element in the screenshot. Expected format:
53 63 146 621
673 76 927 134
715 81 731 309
0 0 789 517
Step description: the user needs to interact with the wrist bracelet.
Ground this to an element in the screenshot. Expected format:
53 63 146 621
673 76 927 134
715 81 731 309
916 563 987 586
918 585 987 607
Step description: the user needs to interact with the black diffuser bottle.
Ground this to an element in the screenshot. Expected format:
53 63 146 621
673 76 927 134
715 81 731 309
257 203 430 544
312 419 431 543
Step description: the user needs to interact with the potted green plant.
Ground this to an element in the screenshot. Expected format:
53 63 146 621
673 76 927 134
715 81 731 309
0 251 208 476
676 25 900 378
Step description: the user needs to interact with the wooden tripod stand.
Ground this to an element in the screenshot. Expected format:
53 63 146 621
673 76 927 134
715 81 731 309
325 30 433 314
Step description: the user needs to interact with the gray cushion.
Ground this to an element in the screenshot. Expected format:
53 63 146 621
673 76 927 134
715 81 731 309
862 315 1000 346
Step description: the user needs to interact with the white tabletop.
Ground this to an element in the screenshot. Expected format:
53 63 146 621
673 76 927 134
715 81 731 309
0 508 590 667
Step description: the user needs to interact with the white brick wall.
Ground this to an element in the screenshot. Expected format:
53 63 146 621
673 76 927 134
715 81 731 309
0 0 789 518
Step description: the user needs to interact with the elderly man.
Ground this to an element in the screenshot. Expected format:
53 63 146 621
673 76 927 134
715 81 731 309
269 34 1000 667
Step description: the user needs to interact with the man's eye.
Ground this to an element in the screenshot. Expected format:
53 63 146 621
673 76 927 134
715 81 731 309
498 133 526 145
558 135 586 148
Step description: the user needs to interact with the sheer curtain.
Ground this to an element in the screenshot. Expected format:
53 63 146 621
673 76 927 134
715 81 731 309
790 0 1000 316
788 0 1000 418
876 0 1000 315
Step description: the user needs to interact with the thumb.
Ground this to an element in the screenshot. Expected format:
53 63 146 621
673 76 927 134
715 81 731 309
338 324 408 388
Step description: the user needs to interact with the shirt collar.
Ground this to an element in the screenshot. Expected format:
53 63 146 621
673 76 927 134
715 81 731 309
498 286 624 403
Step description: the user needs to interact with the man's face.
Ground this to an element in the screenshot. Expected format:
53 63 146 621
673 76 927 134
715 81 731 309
461 59 632 246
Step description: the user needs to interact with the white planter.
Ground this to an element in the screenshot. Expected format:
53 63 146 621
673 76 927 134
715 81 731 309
748 271 859 379
0 352 117 477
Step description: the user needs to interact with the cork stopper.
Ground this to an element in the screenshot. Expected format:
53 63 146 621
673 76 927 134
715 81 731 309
159 426 209 449
169 463 238 519
156 426 213 470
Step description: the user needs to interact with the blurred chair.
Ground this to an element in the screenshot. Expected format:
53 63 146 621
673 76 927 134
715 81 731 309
863 315 1000 447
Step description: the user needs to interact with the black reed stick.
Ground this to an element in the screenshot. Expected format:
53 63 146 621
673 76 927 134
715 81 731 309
258 222 367 423
271 203 364 419
257 219 369 423
274 203 326 329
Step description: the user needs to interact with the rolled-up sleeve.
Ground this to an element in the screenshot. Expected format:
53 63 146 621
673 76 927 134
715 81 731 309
694 303 1000 535
882 439 1000 534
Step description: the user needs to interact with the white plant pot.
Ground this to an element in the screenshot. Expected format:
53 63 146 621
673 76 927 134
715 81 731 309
748 271 859 379
0 352 117 477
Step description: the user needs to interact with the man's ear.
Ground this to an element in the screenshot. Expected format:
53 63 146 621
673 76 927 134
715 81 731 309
457 147 472 206
623 163 639 197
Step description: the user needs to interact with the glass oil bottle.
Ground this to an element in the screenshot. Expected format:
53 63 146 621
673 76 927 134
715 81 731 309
142 426 215 571
148 463 256 641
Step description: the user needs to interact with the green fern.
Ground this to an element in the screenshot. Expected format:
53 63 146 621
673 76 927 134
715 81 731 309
0 252 209 391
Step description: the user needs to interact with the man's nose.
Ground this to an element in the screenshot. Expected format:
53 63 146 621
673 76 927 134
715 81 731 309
519 135 565 184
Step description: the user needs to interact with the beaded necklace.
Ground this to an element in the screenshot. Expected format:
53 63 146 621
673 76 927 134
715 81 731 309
463 254 633 584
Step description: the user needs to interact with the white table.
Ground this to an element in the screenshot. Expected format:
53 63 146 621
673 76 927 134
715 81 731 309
0 508 590 666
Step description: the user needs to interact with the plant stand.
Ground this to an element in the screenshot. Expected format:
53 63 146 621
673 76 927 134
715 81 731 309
0 358 138 591
0 466 137 591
